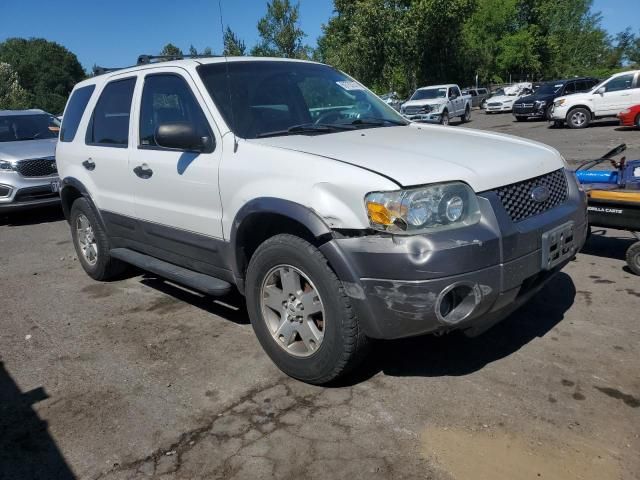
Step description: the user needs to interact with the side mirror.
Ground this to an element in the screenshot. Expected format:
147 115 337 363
155 122 213 153
596 86 606 95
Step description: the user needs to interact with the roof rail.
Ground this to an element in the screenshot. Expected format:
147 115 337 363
136 54 219 65
92 65 126 76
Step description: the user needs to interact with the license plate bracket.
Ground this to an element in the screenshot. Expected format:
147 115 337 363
541 221 575 270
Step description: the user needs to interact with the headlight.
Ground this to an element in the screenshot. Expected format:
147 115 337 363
365 182 481 234
0 160 15 171
554 99 566 107
535 100 547 108
620 108 631 115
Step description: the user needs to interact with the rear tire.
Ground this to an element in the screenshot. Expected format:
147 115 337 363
70 197 127 281
567 108 591 129
245 234 370 385
460 106 471 123
626 242 640 276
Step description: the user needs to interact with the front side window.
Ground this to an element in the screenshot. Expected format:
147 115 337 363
198 61 406 139
604 74 634 93
86 78 136 147
450 87 461 97
139 74 212 148
61 85 95 142
0 114 59 142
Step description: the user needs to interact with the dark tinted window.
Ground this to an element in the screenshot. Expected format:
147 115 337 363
605 74 634 92
61 85 95 142
139 74 212 148
563 82 576 95
0 114 59 142
86 78 135 146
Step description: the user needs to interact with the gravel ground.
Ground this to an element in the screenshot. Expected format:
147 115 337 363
1 113 639 480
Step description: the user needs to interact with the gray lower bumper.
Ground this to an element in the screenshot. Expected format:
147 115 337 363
321 175 587 339
0 173 60 212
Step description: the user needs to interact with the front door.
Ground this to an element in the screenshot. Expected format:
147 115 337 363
593 73 636 116
129 68 224 266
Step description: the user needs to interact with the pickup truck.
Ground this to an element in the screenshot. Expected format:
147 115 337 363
550 70 640 128
400 84 472 125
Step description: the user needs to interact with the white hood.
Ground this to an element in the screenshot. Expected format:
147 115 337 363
402 98 447 108
250 124 564 192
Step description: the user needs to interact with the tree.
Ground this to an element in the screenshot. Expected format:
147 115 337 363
223 27 247 56
251 0 310 58
0 38 85 113
160 43 183 57
0 62 30 110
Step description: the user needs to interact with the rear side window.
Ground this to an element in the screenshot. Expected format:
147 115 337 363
563 82 576 95
60 85 95 142
139 74 212 148
86 78 136 147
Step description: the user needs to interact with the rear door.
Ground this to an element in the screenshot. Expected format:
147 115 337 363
69 76 137 217
129 67 224 257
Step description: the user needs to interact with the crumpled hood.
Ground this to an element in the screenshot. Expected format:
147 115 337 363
402 98 447 109
250 125 564 192
0 138 57 162
487 95 519 104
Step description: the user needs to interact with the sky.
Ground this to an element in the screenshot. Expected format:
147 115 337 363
0 0 637 72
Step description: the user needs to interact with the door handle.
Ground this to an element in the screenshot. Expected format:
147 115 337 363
82 159 95 171
133 164 153 179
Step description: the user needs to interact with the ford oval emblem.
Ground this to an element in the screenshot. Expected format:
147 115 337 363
531 185 550 203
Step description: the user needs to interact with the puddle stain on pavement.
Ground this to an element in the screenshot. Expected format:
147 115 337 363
421 427 621 480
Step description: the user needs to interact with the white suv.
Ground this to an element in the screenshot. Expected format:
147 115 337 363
57 56 587 384
550 70 640 128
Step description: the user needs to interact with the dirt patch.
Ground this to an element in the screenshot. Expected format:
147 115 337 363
421 427 621 480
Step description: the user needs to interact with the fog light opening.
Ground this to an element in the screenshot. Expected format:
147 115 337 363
436 283 481 325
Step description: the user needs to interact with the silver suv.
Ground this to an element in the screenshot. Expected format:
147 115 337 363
0 109 61 212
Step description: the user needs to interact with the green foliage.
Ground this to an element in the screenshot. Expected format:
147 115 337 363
319 0 639 93
223 27 247 56
251 0 310 58
0 62 31 110
160 43 183 57
0 38 85 113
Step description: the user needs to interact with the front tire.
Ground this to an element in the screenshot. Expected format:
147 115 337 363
626 242 640 276
70 198 127 280
440 109 449 125
567 108 591 129
245 234 369 384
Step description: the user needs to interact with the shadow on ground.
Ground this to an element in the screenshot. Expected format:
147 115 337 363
0 362 75 480
581 229 635 262
0 205 64 227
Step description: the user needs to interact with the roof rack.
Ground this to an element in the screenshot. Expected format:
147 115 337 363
136 54 219 65
91 54 220 77
92 66 126 76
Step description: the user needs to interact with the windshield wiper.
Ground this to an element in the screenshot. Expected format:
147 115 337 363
347 118 408 127
256 123 355 139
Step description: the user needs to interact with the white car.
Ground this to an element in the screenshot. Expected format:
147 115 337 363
550 70 640 128
400 84 472 124
56 56 587 384
485 83 533 113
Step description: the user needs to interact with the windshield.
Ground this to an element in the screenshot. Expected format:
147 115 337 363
410 88 447 100
0 114 60 142
197 61 407 139
536 83 563 95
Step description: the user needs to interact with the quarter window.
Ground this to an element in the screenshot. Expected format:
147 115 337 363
604 74 634 92
61 85 95 142
139 74 212 149
86 78 136 147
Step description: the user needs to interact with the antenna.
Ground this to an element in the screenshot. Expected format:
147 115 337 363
218 0 238 152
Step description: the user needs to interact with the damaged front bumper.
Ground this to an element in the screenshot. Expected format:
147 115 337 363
320 173 587 339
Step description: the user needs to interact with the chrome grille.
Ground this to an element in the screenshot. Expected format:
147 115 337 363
403 105 431 115
516 103 534 108
494 169 568 222
15 157 57 177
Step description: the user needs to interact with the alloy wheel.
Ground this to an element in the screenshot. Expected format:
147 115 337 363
260 265 325 357
76 213 98 265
